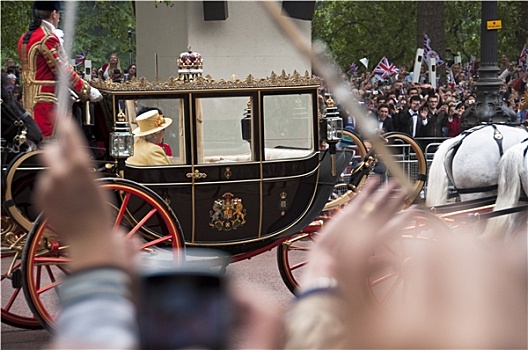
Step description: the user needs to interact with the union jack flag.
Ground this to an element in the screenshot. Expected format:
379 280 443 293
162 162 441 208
519 45 527 72
373 57 399 79
349 62 358 76
74 51 88 67
423 34 444 66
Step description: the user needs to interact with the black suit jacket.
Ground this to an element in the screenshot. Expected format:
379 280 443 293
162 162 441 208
379 117 394 133
396 109 426 137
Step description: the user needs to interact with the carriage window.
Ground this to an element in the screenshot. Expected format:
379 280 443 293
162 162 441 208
196 96 252 164
127 98 185 164
263 94 314 160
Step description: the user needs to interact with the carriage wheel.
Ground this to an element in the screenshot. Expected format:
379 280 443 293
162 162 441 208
381 133 427 207
21 178 185 331
277 210 451 307
3 150 46 232
1 217 41 329
324 130 368 211
367 210 451 308
277 231 319 293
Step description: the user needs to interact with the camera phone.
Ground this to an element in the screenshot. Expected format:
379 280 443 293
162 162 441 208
137 270 233 350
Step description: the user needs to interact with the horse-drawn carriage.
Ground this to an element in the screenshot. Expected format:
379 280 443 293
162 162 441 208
1 67 359 330
8 57 491 331
2 59 435 330
5 58 526 331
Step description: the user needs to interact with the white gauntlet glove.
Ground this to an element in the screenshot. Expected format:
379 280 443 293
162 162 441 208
89 87 103 102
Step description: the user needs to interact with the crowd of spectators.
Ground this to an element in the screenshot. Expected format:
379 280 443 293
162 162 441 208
319 55 528 143
1 58 22 102
5 49 526 138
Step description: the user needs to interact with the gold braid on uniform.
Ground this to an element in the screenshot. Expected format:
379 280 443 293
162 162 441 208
42 41 92 99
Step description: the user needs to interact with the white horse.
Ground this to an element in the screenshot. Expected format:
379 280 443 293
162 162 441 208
426 124 528 207
481 139 528 241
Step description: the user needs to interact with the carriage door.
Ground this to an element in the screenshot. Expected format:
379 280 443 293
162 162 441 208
190 94 261 244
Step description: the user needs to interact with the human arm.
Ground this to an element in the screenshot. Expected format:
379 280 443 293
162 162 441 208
420 107 429 125
284 177 528 349
41 34 101 102
512 71 528 93
36 119 138 349
284 179 412 349
35 118 128 271
498 63 513 82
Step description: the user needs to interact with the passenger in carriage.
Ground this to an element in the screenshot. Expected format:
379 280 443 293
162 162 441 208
126 109 173 166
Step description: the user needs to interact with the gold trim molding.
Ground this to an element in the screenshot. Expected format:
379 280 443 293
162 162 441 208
91 70 320 92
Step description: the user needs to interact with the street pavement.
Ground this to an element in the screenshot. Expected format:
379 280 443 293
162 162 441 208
2 248 296 349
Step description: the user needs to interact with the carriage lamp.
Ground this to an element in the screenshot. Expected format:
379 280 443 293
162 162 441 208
321 97 343 176
109 110 134 159
241 100 252 142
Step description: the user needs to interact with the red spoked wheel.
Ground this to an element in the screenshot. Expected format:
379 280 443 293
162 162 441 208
276 220 323 294
2 151 45 328
277 231 319 294
21 178 185 331
367 210 451 308
1 223 41 329
277 210 451 307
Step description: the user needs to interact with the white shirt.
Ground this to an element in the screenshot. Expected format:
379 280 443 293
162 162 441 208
42 19 64 45
411 111 417 137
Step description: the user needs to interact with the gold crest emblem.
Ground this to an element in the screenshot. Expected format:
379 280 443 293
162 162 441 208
209 192 247 231
279 191 288 216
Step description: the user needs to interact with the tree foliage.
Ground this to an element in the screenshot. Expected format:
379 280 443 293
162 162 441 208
313 1 527 74
1 1 136 69
312 1 416 71
72 1 136 69
1 1 33 63
2 1 526 74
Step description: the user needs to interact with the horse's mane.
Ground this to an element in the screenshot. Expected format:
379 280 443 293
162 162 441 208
426 137 458 207
481 140 528 242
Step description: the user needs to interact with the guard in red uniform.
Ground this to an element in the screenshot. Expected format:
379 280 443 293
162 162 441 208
18 1 102 138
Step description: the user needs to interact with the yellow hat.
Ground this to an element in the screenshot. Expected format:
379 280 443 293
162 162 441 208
133 110 172 136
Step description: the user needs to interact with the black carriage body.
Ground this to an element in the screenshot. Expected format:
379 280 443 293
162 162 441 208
93 73 343 253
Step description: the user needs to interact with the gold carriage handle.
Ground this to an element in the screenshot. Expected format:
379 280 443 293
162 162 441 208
186 169 207 179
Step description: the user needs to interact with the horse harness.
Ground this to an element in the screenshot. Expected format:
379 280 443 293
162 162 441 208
446 124 514 195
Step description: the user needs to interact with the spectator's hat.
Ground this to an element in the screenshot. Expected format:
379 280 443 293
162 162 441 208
133 110 172 136
33 1 61 12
